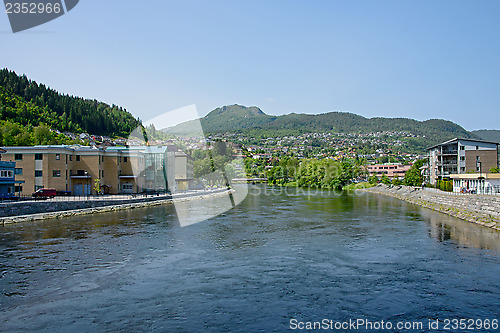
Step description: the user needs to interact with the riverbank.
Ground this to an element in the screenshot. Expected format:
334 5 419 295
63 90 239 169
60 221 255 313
0 189 231 225
363 184 500 231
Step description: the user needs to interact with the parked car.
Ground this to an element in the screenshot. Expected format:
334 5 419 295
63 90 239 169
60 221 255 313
32 188 57 199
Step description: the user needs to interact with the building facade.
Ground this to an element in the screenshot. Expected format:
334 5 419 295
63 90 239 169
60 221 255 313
426 138 499 185
367 163 412 179
2 145 194 196
450 173 500 195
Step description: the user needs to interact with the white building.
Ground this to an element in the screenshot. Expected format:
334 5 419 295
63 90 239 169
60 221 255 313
450 173 500 195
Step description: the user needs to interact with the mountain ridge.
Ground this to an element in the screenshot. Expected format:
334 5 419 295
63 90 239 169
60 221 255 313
167 104 481 149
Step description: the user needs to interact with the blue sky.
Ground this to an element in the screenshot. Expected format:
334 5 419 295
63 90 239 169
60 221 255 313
1 0 499 130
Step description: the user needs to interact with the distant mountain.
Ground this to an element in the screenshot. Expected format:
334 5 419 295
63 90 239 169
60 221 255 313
167 104 479 147
471 130 500 144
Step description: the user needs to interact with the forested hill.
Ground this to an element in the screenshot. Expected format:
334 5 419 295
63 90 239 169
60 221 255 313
0 69 140 137
167 104 480 148
471 130 500 144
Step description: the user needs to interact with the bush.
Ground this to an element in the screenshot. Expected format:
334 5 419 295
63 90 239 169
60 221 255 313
436 179 453 192
392 178 403 186
380 174 391 185
369 175 379 185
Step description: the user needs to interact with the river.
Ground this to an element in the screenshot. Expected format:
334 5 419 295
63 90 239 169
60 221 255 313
1 186 499 332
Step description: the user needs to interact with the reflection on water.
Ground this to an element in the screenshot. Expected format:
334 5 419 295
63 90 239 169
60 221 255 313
421 208 500 250
1 186 499 332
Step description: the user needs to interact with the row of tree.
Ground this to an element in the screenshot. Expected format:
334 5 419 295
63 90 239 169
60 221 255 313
264 157 367 189
0 120 82 146
0 69 140 137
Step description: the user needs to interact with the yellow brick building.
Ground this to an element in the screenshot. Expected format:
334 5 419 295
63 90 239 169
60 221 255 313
2 145 193 196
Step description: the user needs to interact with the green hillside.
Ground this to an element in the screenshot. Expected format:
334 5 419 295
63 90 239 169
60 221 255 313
471 130 500 144
167 104 479 148
0 69 140 142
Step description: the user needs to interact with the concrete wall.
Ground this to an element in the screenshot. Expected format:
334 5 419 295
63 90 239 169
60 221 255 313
364 184 500 231
0 189 230 222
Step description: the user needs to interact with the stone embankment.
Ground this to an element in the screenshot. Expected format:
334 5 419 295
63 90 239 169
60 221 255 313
363 185 500 231
0 189 230 225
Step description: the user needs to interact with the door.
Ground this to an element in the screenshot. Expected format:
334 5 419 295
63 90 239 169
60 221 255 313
74 184 91 195
74 184 83 195
122 183 134 194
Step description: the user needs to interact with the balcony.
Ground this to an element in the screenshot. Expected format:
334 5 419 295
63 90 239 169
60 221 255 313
438 150 458 156
70 170 91 179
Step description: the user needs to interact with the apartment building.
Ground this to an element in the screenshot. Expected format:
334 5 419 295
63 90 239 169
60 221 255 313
0 148 25 198
426 138 499 185
2 145 194 196
367 163 412 179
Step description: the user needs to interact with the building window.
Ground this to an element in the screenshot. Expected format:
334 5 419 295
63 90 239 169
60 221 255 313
476 146 479 150
0 170 13 178
69 155 73 161
35 170 43 177
461 167 465 172
53 170 61 177
35 153 43 160
14 168 22 175
76 155 81 161
460 146 465 150
124 157 128 163
56 154 60 160
102 170 104 177
460 156 465 161
15 154 23 160
15 185 23 192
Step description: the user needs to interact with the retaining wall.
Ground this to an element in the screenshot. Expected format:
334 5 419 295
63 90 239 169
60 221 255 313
364 185 500 231
0 189 230 225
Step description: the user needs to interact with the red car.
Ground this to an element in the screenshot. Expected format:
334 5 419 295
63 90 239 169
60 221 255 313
32 188 57 199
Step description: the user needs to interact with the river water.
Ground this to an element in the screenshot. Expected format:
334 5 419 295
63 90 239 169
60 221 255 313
1 186 499 332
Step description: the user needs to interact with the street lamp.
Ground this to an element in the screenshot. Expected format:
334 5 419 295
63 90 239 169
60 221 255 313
84 171 89 199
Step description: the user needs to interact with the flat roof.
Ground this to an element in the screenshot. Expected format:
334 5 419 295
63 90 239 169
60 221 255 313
450 173 500 180
427 138 499 150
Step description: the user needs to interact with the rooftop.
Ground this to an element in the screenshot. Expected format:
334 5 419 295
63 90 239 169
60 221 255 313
427 138 499 150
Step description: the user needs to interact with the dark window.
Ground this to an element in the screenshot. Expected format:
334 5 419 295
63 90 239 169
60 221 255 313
69 155 73 161
15 185 23 192
476 146 479 150
35 153 43 160
56 154 60 160
124 157 128 163
76 155 81 161
35 170 43 177
460 146 465 150
15 154 23 160
14 168 22 175
53 170 61 177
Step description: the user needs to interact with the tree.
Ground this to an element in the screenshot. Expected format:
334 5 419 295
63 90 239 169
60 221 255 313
404 159 426 186
380 174 391 185
369 175 379 185
392 178 403 186
93 178 101 195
